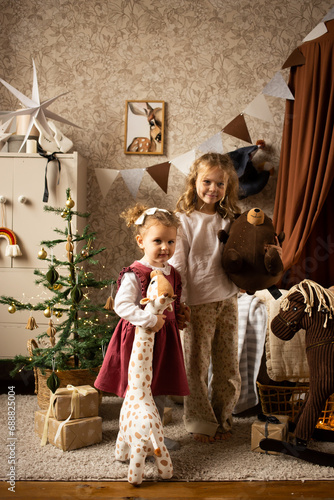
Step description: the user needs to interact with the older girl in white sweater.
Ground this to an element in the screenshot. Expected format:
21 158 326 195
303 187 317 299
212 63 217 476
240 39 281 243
169 153 241 443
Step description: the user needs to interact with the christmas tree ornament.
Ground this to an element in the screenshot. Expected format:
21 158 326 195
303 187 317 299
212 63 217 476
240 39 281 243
54 310 63 318
61 210 69 218
43 307 52 318
46 266 59 286
66 235 74 261
71 284 83 304
66 197 75 209
38 247 47 259
8 303 16 314
101 341 107 358
46 370 60 393
104 296 114 311
104 283 115 310
53 283 63 291
81 238 92 258
47 319 57 346
25 315 38 330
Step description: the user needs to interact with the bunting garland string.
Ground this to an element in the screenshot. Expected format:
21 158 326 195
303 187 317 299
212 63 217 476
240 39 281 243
93 9 334 200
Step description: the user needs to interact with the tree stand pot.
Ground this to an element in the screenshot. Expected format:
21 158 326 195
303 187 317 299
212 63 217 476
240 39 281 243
27 339 101 409
35 366 101 409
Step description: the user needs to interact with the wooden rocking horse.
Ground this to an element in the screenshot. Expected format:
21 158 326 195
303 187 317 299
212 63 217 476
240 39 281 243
260 279 334 466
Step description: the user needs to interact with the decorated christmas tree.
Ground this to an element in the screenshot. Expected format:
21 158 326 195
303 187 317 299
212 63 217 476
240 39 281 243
0 189 118 392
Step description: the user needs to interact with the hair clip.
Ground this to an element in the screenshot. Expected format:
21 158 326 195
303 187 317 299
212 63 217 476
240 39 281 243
135 207 170 225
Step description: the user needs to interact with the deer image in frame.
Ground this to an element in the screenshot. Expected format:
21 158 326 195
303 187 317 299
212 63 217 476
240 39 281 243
125 101 164 154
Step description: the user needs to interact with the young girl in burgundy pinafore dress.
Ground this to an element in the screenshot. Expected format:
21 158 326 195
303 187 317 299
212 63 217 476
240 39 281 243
95 204 189 449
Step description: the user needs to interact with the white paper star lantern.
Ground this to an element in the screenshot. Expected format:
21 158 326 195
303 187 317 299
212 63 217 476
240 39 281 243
0 59 80 151
0 117 14 143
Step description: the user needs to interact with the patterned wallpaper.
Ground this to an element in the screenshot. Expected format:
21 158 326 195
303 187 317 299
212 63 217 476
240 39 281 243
0 0 332 281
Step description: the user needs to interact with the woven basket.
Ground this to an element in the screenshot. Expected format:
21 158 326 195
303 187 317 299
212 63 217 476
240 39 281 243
257 382 334 430
257 382 309 421
27 339 101 409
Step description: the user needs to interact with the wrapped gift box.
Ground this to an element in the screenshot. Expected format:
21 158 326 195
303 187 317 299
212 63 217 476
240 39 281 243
251 414 290 454
163 407 172 425
35 410 102 451
52 385 99 421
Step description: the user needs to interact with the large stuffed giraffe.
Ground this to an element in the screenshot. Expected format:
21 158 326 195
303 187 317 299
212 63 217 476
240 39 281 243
115 270 176 486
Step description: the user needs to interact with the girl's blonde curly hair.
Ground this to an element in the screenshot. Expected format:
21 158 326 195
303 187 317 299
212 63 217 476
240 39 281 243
176 153 241 219
121 203 179 237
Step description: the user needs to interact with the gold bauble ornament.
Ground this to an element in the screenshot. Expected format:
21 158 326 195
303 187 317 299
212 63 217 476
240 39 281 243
81 249 89 257
38 247 47 260
44 307 52 318
66 197 75 209
61 210 69 218
8 304 16 314
54 310 63 318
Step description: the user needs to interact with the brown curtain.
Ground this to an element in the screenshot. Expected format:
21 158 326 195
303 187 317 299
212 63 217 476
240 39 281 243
273 20 334 289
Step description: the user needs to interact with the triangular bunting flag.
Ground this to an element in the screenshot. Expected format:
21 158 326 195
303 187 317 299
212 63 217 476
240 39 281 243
120 168 145 199
95 168 119 199
198 132 224 154
243 94 274 124
322 7 334 22
302 22 327 42
282 47 306 69
171 150 196 176
146 162 171 193
262 72 294 100
222 114 252 144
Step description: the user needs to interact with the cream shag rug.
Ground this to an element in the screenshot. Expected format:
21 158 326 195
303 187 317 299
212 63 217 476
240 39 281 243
1 394 334 482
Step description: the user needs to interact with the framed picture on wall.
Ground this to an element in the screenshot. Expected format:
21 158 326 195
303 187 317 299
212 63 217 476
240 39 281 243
124 100 165 155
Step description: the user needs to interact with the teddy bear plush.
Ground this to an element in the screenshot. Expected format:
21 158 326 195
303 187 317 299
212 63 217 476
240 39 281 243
219 208 285 295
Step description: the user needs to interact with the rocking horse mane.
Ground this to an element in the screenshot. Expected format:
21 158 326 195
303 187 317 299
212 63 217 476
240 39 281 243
281 279 334 327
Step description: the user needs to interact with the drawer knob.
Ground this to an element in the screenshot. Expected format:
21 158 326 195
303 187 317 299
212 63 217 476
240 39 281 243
0 195 6 204
18 195 27 204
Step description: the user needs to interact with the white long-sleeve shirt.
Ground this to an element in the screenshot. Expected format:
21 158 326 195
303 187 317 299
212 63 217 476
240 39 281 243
114 259 173 329
169 211 238 305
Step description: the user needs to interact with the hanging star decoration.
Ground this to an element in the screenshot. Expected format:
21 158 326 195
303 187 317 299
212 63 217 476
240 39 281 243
0 59 81 151
0 117 13 144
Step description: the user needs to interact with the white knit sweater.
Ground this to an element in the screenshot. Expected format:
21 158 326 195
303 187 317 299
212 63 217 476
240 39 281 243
169 211 238 305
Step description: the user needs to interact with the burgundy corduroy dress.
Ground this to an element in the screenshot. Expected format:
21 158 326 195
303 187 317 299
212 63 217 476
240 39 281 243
94 261 189 398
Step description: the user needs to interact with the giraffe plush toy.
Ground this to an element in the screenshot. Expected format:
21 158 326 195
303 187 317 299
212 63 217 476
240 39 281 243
115 269 176 485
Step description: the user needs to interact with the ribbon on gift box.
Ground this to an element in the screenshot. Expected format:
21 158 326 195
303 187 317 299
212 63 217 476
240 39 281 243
53 385 90 445
257 413 282 454
41 384 89 447
41 392 57 446
65 384 90 419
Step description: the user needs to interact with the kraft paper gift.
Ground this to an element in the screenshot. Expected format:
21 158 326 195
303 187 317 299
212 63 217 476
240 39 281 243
52 384 99 421
35 410 102 451
251 414 290 454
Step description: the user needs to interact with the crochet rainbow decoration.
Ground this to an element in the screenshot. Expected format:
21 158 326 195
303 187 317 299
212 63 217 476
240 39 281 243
0 227 22 257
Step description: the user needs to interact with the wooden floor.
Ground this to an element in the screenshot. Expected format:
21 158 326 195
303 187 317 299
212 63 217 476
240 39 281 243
1 480 333 499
